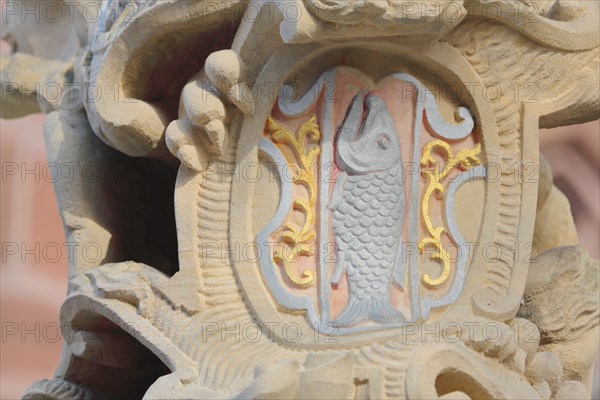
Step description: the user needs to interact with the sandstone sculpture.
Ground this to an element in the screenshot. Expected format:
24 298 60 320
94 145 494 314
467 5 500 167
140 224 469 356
2 0 599 398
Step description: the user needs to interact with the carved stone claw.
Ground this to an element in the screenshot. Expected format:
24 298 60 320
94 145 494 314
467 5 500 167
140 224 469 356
182 76 227 127
205 50 255 116
167 49 253 169
165 119 210 172
178 73 228 155
204 119 228 152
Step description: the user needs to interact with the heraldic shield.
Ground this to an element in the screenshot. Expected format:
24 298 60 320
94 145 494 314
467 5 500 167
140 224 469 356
249 67 486 336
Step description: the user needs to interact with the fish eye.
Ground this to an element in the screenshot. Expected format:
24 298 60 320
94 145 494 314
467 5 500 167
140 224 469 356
377 134 391 150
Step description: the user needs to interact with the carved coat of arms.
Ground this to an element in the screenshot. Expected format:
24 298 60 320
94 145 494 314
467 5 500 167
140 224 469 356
255 67 484 334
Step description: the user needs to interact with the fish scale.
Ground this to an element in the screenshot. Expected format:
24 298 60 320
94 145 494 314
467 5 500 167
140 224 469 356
333 164 404 303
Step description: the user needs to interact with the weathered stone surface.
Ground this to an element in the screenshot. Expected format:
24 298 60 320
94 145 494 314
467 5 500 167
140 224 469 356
2 0 598 398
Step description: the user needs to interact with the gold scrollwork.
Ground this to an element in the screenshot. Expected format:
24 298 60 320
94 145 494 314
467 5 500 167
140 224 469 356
419 140 481 288
265 116 321 288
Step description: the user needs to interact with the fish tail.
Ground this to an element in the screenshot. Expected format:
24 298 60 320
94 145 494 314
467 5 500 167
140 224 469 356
368 298 405 325
332 298 368 327
333 297 404 327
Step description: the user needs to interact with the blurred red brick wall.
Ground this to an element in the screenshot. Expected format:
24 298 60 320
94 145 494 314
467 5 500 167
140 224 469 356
1 114 68 399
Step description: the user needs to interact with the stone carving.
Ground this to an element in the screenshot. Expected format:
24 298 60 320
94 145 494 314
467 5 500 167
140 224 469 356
2 0 599 398
519 246 600 390
255 68 483 333
330 93 406 327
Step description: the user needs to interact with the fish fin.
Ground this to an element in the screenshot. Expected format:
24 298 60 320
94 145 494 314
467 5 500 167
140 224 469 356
328 171 348 211
333 297 405 327
330 258 346 287
392 238 407 289
368 298 405 324
332 298 369 327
